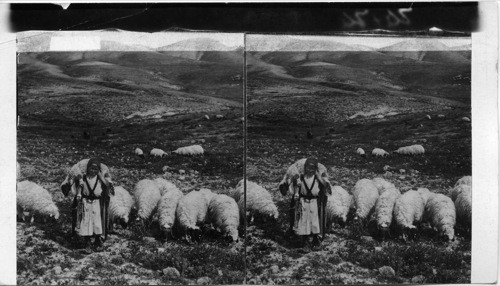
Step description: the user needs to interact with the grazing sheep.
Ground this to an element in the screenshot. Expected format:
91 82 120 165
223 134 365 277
449 183 471 202
173 145 204 156
395 144 425 155
351 179 379 221
150 148 167 158
236 180 278 223
17 180 59 222
356 148 366 157
455 188 471 228
215 114 224 119
134 148 144 157
393 190 428 238
109 186 134 229
372 148 389 157
175 188 215 242
425 193 456 241
208 194 240 242
153 178 181 196
454 175 472 188
133 179 162 220
157 186 183 235
60 159 112 197
372 177 396 195
326 186 353 228
278 158 330 196
372 187 401 234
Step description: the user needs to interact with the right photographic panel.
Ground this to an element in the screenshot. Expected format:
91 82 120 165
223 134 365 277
245 32 471 284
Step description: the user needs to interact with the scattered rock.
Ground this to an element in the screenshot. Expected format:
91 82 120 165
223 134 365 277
53 266 62 275
438 114 445 118
270 265 280 274
204 115 210 120
199 139 206 143
360 236 374 244
374 247 383 252
191 140 196 144
179 176 186 181
157 247 166 253
196 276 211 285
462 117 470 122
426 115 431 120
399 169 406 174
411 275 425 283
162 267 180 279
383 165 391 171
215 114 224 119
142 237 156 244
179 169 186 175
398 175 406 180
379 266 396 277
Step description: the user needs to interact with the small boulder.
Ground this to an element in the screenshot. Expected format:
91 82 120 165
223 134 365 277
379 266 396 278
196 276 211 285
179 169 186 175
270 265 280 274
162 267 180 279
53 266 62 275
411 275 425 283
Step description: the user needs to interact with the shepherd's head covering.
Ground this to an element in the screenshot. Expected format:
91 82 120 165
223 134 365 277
304 157 319 170
86 158 101 173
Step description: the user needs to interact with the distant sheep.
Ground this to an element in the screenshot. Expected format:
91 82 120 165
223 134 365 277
455 188 471 228
372 148 389 157
236 179 278 223
425 193 456 241
134 148 144 157
352 179 379 221
109 186 134 229
326 186 353 228
133 179 162 220
157 186 183 235
60 159 112 197
393 188 430 236
208 194 240 242
278 158 330 196
437 114 445 118
175 188 215 242
449 176 471 201
150 148 167 158
173 145 204 156
462 117 471 122
395 144 425 155
16 162 21 181
153 178 181 196
17 180 59 222
372 177 396 195
356 148 366 157
372 187 401 233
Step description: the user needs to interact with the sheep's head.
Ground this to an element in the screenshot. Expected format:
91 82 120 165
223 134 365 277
119 217 129 229
227 228 239 243
48 207 60 220
440 225 455 242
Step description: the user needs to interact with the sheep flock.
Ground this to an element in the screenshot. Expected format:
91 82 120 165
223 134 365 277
17 158 472 245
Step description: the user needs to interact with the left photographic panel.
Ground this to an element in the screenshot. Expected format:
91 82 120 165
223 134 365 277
16 30 245 285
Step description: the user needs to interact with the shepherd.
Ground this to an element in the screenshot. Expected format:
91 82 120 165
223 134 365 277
74 158 114 253
290 158 331 250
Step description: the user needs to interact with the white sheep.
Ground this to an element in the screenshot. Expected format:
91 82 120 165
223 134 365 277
175 188 215 241
326 186 353 227
462 117 471 122
454 175 472 187
157 186 183 235
134 148 144 157
150 148 167 158
208 194 240 242
395 144 425 155
173 145 204 156
60 159 112 197
356 148 366 157
425 193 456 241
236 179 278 223
133 179 162 220
351 179 379 221
455 188 471 228
278 158 330 196
372 177 396 195
372 148 389 157
393 189 429 236
372 187 401 232
109 186 134 229
153 177 181 196
448 181 472 201
17 180 59 222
